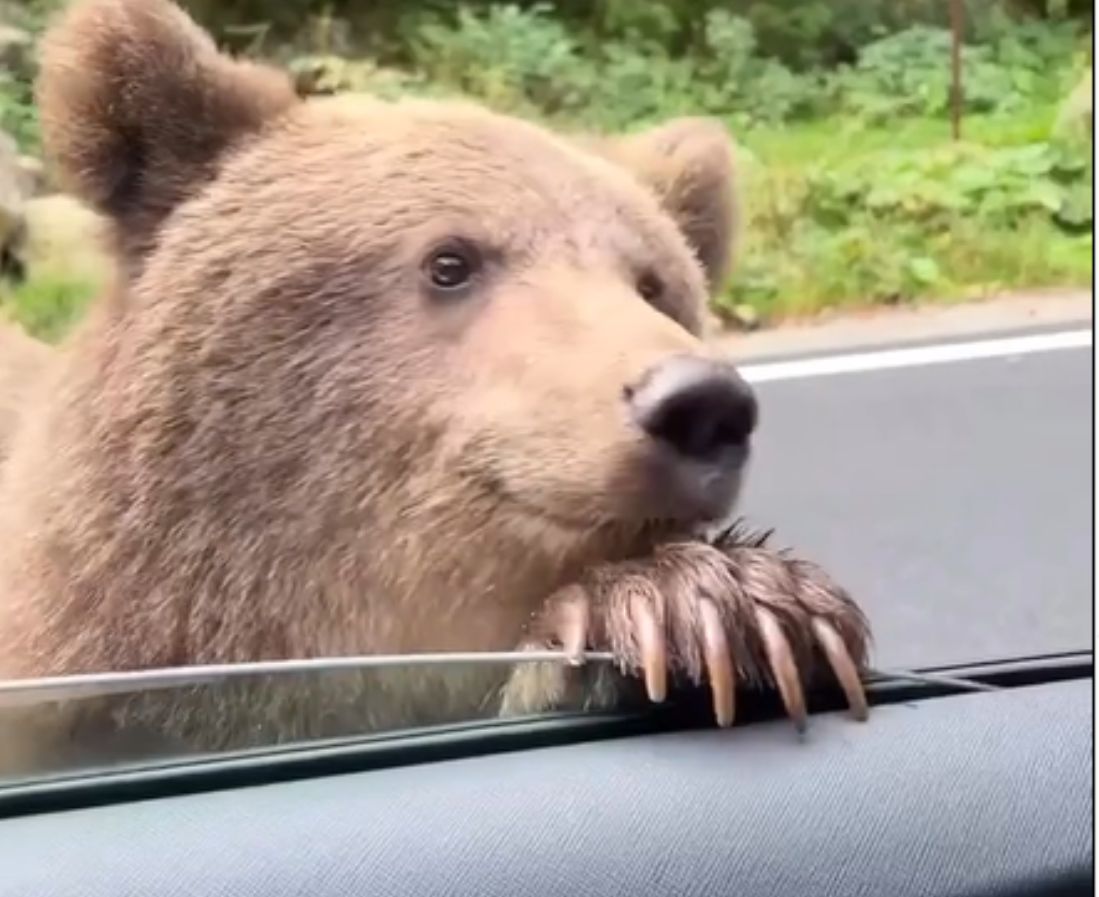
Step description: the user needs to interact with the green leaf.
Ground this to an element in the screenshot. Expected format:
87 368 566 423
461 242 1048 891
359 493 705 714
1055 190 1094 227
1027 181 1067 212
906 257 941 286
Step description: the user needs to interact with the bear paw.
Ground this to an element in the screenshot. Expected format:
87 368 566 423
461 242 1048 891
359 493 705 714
532 525 871 729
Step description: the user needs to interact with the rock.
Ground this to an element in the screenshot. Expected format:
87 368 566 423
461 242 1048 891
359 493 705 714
289 54 429 100
0 24 32 78
15 154 44 196
18 194 110 288
0 136 55 279
729 303 762 331
0 129 27 274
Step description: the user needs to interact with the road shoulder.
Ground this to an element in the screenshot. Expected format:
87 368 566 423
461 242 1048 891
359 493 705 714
716 289 1093 361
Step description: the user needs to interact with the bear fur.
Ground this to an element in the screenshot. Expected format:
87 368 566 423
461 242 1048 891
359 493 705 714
0 0 869 774
0 320 52 463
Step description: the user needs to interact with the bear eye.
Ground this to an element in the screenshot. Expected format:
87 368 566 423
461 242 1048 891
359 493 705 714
637 272 664 304
424 242 482 293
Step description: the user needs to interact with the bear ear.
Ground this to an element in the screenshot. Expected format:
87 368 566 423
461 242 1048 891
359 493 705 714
36 0 298 262
598 117 740 296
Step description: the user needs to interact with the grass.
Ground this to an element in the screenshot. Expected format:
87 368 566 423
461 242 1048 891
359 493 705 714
716 105 1092 324
739 107 1060 167
1 274 97 344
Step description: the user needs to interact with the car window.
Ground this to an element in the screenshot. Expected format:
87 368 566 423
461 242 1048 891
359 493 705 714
0 0 1092 790
0 656 573 787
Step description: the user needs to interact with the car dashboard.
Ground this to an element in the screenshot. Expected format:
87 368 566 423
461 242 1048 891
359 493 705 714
0 654 1092 897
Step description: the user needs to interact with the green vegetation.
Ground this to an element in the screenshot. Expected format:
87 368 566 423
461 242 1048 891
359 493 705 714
0 272 95 342
0 0 1092 340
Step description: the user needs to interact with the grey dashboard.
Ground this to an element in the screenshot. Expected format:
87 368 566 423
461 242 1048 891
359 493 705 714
0 672 1092 897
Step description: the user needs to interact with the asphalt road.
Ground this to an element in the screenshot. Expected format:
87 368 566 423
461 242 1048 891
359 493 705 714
736 324 1093 671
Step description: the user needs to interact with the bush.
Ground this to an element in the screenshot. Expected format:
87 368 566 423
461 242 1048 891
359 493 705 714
693 11 826 126
401 6 830 130
0 72 38 152
828 24 1079 124
805 141 1091 231
0 0 1090 340
719 126 1092 321
409 4 591 118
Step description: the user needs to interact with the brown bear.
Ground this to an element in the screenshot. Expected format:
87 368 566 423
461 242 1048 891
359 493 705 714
0 320 53 463
0 0 869 774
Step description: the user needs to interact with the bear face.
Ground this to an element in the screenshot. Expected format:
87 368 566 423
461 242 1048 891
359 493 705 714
0 0 753 681
123 97 749 538
0 1 878 773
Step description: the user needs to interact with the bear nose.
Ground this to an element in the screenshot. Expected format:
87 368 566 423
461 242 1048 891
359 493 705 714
627 355 758 461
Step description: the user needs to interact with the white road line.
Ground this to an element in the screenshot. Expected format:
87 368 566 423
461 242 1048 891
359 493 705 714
738 328 1093 384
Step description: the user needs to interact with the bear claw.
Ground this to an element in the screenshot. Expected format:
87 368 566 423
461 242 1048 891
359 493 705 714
534 527 871 729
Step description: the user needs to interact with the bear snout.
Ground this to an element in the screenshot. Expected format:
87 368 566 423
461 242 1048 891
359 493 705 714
628 355 757 460
624 354 757 521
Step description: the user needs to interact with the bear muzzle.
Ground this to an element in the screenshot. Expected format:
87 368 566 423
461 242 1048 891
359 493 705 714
624 354 757 524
